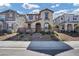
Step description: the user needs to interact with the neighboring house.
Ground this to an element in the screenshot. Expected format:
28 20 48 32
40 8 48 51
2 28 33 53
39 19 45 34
0 21 4 31
0 9 27 32
0 16 5 31
54 13 79 32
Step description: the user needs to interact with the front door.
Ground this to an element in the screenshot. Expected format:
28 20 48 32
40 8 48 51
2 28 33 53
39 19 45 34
35 23 41 32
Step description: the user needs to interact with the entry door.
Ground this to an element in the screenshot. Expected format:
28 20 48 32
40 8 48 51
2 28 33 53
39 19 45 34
36 23 41 32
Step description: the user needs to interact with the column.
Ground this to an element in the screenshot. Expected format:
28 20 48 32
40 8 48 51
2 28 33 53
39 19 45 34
64 24 67 31
59 25 62 31
72 24 74 31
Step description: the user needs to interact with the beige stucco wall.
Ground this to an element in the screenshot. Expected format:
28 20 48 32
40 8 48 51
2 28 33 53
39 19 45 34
31 10 54 32
15 15 28 32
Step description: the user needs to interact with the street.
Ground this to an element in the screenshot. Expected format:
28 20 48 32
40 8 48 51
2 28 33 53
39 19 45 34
0 41 79 56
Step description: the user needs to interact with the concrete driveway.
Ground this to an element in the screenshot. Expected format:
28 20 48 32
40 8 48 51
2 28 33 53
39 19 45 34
0 41 79 56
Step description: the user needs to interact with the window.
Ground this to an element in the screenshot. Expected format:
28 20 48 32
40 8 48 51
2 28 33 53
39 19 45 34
35 15 38 19
44 23 49 29
68 19 70 21
8 23 12 27
0 16 5 20
73 16 78 20
9 13 13 17
28 23 31 29
62 25 64 29
29 15 33 20
61 17 63 20
7 18 13 21
45 12 49 20
8 23 14 29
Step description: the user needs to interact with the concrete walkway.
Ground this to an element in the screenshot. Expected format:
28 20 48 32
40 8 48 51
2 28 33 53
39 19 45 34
58 33 79 41
0 41 79 56
0 33 17 41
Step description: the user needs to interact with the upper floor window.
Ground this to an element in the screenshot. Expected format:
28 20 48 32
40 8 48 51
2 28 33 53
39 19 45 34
35 15 38 19
35 15 41 20
68 19 70 21
45 12 49 20
73 16 78 20
7 11 13 17
28 15 33 20
9 13 13 17
61 17 63 20
0 16 5 20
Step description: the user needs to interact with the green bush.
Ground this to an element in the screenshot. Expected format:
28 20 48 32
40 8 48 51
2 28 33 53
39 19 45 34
40 31 46 35
40 31 51 35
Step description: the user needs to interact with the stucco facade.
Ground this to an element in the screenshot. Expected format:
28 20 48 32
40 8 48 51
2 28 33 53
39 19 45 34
0 10 28 32
54 13 79 32
27 9 54 32
0 9 54 32
0 9 78 33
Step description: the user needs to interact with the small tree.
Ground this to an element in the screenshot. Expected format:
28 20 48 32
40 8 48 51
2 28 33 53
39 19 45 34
75 24 79 33
55 25 59 28
48 24 52 30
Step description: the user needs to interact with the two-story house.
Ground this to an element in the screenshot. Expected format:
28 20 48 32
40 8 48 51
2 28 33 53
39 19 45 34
54 13 79 32
25 8 54 32
0 9 27 32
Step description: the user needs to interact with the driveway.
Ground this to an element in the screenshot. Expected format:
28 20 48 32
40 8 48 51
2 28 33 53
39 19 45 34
0 41 79 56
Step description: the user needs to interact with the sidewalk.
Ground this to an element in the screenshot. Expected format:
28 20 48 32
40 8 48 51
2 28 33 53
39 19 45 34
0 41 79 56
0 41 79 49
0 33 18 41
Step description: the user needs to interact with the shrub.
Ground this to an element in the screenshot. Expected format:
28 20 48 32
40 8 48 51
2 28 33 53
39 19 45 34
2 29 8 33
40 31 51 35
7 30 12 34
40 31 46 35
0 30 4 36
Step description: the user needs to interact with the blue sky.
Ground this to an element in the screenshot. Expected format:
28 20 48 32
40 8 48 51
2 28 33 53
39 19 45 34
0 3 79 17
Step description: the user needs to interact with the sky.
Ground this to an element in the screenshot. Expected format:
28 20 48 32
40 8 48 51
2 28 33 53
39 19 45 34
0 3 79 17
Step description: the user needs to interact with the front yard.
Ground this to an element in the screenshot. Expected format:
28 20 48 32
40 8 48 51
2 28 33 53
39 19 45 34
56 32 79 41
4 31 60 41
0 31 79 41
